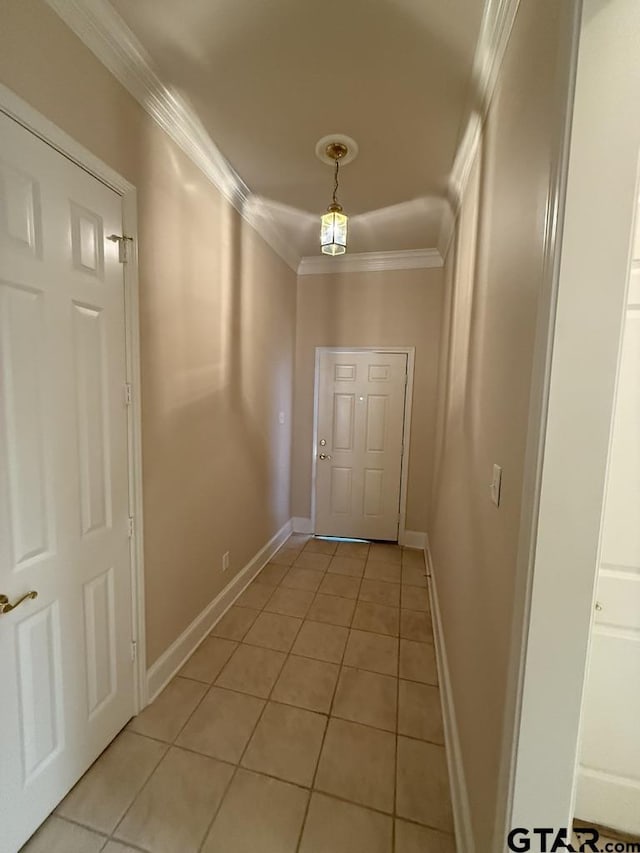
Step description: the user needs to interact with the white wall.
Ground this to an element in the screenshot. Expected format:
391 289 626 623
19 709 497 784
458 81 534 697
427 0 577 847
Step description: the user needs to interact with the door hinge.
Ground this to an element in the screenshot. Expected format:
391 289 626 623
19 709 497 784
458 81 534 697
124 383 132 406
131 640 137 662
128 516 135 538
108 233 134 263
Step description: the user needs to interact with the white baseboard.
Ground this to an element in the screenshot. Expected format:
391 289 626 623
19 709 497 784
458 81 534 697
146 518 293 702
292 517 313 534
426 545 476 853
399 529 428 550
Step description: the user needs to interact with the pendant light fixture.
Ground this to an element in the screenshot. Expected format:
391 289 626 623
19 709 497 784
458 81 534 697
320 141 349 256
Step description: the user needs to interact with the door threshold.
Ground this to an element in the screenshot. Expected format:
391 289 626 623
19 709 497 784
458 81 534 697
312 535 371 543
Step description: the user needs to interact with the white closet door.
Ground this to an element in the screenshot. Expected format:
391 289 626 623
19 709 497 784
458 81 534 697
0 111 134 852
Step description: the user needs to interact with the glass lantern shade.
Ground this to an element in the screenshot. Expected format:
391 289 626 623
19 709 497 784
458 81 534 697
320 209 348 255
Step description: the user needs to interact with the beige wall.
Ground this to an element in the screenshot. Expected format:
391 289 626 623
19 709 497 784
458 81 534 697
292 268 444 532
0 0 297 665
428 0 575 847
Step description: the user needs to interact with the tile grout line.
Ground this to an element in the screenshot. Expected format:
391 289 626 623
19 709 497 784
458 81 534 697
62 727 169 851
254 558 431 632
113 575 284 853
393 584 402 853
294 569 359 853
258 559 427 593
189 603 277 853
254 546 426 848
59 715 164 850
129 681 445 751
240 546 439 687
195 579 314 853
225 615 435 650
53 780 455 851
107 686 203 848
179 685 440 749
42 814 109 842
53 759 456 847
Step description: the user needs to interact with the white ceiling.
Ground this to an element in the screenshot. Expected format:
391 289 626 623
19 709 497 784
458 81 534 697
106 0 486 258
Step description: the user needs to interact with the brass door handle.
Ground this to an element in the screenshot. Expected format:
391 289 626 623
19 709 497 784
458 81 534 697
0 590 38 614
318 453 332 460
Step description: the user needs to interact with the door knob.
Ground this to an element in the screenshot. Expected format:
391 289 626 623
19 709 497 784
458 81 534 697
0 590 38 614
318 453 332 460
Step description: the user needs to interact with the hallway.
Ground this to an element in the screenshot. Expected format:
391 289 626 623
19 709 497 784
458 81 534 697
21 536 453 853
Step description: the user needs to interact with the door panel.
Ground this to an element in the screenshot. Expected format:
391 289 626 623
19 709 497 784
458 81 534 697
315 351 407 540
365 396 387 452
0 283 52 569
70 202 104 277
363 468 384 517
333 393 355 450
0 111 134 852
330 467 353 515
17 602 65 781
0 160 42 257
73 302 111 535
83 566 117 718
576 203 640 834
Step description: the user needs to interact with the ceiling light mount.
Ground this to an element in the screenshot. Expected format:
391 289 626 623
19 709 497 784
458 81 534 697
315 134 358 167
325 141 349 162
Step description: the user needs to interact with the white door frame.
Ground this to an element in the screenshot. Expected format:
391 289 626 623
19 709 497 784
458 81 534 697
496 1 640 847
0 84 147 712
311 347 416 546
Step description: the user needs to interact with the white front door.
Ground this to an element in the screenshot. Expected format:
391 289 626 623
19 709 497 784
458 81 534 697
0 111 135 852
314 350 407 541
576 193 640 836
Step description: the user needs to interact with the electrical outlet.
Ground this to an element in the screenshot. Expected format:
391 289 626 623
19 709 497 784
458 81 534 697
222 551 230 572
490 465 502 507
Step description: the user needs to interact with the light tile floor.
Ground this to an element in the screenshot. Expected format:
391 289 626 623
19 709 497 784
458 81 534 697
21 536 456 853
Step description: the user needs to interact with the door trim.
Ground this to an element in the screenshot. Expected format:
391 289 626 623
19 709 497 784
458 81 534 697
0 83 147 712
311 347 416 545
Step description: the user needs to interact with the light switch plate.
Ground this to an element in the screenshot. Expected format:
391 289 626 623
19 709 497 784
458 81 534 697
490 464 502 507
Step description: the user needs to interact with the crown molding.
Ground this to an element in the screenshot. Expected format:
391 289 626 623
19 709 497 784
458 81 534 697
438 114 482 259
297 249 443 276
473 0 521 118
440 0 521 259
46 0 520 273
44 0 300 272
